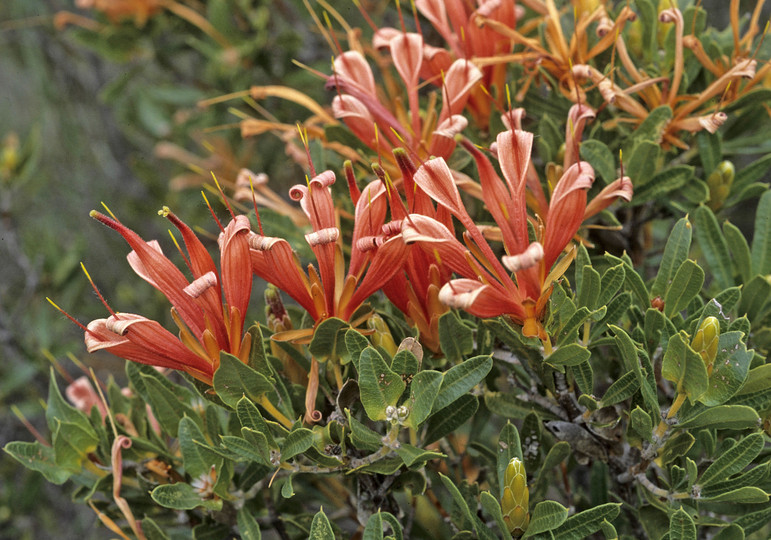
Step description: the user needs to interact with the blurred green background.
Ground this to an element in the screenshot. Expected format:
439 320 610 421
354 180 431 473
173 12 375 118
0 0 768 538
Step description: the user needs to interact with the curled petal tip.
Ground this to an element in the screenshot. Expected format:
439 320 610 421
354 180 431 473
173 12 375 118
502 243 544 273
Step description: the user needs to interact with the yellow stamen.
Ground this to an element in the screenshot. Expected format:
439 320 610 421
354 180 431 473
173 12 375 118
100 201 118 221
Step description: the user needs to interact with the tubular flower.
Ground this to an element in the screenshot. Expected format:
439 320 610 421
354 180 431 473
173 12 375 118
363 152 455 353
85 210 254 386
402 118 632 342
569 5 764 148
327 41 482 164
249 169 409 332
372 0 521 129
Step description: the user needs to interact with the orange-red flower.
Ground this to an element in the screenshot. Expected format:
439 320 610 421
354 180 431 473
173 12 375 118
249 169 409 331
402 106 632 341
84 209 253 385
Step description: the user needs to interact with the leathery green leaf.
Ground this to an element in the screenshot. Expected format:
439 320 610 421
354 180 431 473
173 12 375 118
308 508 335 539
661 333 708 403
237 507 261 540
358 347 405 421
698 433 764 488
425 394 477 445
431 355 492 413
751 189 771 275
496 422 523 495
652 217 692 299
702 487 769 503
480 491 509 537
521 501 569 538
669 507 696 540
309 317 349 360
677 405 759 430
580 139 616 184
3 441 72 485
151 483 222 511
549 503 621 540
178 416 221 479
404 370 442 429
546 343 591 368
693 205 734 290
664 260 705 317
142 375 199 438
280 428 313 462
577 265 601 311
438 310 474 363
600 371 640 407
213 352 274 408
723 221 752 284
699 332 753 406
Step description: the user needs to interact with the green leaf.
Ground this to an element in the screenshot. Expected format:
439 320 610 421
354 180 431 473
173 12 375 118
664 260 705 317
738 275 771 322
237 508 262 540
580 139 616 184
634 166 694 204
281 428 314 462
751 189 771 275
626 140 660 188
178 416 221 479
151 483 222 511
697 131 721 175
3 441 72 484
497 422 523 494
242 426 274 461
246 324 271 374
634 106 673 145
661 432 695 464
362 511 384 540
221 434 270 465
237 397 276 448
711 524 745 540
676 405 759 430
652 217 692 299
345 329 369 370
425 394 477 445
669 507 696 540
438 473 476 536
570 360 594 395
605 254 649 308
630 406 653 443
545 343 591 368
600 371 640 407
404 370 442 429
438 311 474 362
480 491 510 537
702 487 769 503
394 444 444 467
693 206 734 290
431 355 492 412
698 433 764 487
599 264 625 307
358 347 405 421
141 517 170 540
213 353 274 408
611 326 659 417
522 501 569 538
142 375 199 438
661 333 709 403
346 411 383 452
390 349 419 379
308 508 335 539
723 221 752 284
734 506 771 535
699 332 753 406
548 503 620 540
577 265 601 311
309 317 349 360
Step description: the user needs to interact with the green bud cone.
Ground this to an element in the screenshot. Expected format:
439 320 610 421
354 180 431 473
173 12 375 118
501 457 530 536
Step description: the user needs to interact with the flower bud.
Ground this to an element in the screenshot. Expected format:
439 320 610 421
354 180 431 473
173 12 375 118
691 316 719 376
707 161 734 211
501 457 529 536
368 313 398 357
